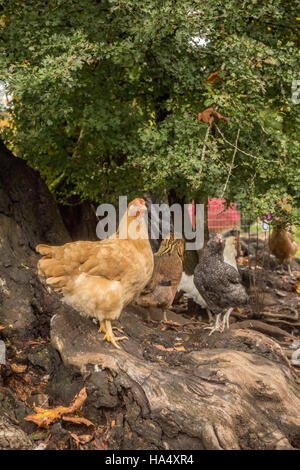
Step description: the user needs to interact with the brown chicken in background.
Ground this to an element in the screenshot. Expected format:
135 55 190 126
136 233 184 321
36 198 154 348
269 227 298 277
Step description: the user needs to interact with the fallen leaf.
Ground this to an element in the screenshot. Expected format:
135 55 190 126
70 433 93 445
25 387 87 428
153 344 185 352
294 281 300 293
28 339 50 346
111 420 116 428
10 363 27 373
237 257 248 266
0 326 5 330
62 415 95 428
174 346 185 351
154 344 168 351
25 407 69 428
161 320 180 328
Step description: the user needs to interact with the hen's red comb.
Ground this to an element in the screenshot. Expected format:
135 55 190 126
138 198 145 205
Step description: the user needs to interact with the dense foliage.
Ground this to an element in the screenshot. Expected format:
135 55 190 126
0 0 299 216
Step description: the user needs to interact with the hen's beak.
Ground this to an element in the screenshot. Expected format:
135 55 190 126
137 205 147 218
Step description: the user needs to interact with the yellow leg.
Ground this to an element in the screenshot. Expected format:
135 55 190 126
98 320 124 335
98 320 106 333
102 320 128 349
162 310 168 322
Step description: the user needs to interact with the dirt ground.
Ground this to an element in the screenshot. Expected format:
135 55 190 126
1 254 299 450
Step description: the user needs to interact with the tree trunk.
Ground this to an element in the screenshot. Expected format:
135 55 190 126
0 140 71 338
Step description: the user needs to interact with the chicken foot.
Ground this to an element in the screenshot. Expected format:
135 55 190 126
99 320 126 335
99 320 128 349
287 264 295 278
205 308 233 335
277 264 294 278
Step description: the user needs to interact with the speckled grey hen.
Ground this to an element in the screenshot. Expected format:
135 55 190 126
194 233 248 333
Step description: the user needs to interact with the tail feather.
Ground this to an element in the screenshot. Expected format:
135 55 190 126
37 258 66 278
46 276 68 289
36 244 53 256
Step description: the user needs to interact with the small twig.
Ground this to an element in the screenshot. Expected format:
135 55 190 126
262 310 299 321
72 127 85 160
214 124 280 164
264 319 300 327
198 125 210 177
221 128 240 197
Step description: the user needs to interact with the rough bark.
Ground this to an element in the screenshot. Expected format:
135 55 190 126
0 140 71 337
0 416 33 450
50 307 300 450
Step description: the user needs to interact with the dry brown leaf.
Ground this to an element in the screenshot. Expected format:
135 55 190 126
205 70 222 84
174 346 185 351
62 415 94 427
197 107 230 128
10 363 27 373
237 257 248 266
25 406 73 428
25 387 87 428
111 420 116 427
154 344 169 351
294 281 300 294
70 433 93 445
153 344 185 352
0 326 5 330
28 339 49 346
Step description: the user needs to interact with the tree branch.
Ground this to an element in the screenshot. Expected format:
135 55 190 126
221 127 240 198
214 124 280 164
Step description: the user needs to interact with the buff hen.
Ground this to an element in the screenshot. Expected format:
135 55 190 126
269 227 298 277
36 198 154 348
136 233 184 321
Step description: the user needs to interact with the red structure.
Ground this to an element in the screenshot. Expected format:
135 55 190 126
188 199 240 232
208 198 240 232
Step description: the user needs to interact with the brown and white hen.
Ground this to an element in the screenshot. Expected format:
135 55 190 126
136 233 184 322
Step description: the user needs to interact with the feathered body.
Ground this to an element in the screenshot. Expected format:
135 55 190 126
137 234 184 311
178 272 208 309
177 249 207 309
269 227 298 275
37 198 154 348
194 235 248 326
